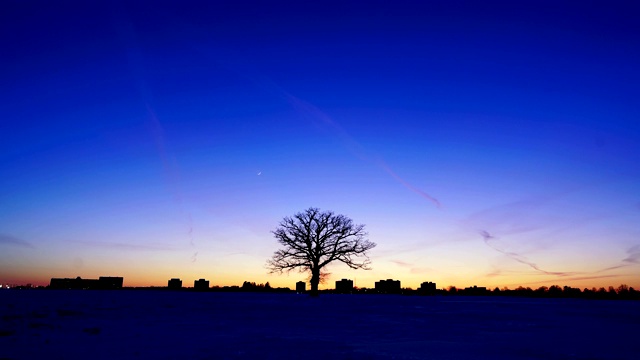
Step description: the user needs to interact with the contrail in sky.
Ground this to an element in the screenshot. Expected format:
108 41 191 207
284 93 441 208
391 259 433 274
623 245 640 264
0 234 35 249
178 40 442 208
480 230 639 279
187 213 195 247
479 230 574 276
71 240 178 251
596 245 640 272
144 88 196 252
377 162 441 207
114 9 197 256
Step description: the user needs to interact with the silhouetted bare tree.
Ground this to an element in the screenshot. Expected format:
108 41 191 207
267 207 375 296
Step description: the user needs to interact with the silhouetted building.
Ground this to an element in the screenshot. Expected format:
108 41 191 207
419 281 437 295
168 278 182 289
296 281 306 293
375 279 401 294
49 276 123 290
335 279 353 294
194 279 209 290
98 276 124 289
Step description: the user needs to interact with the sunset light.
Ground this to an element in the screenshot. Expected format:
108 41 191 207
1 1 638 292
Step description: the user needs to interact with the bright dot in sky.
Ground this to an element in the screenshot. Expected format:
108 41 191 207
257 171 262 176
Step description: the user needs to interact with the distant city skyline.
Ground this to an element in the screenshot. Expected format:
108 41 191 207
26 274 638 301
8 273 635 295
1 2 639 289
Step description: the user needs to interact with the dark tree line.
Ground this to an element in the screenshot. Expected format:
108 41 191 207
433 284 640 300
317 284 638 299
27 281 640 299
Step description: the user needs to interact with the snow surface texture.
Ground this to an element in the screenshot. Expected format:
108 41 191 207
1 291 638 359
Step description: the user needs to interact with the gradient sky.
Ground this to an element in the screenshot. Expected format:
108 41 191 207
2 1 639 289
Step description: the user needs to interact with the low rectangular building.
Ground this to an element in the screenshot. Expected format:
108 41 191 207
49 276 123 290
375 279 401 294
419 281 437 295
296 281 306 293
194 279 209 290
98 277 124 289
168 278 182 289
335 279 353 294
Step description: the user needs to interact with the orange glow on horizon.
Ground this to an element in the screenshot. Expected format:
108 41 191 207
4 271 638 291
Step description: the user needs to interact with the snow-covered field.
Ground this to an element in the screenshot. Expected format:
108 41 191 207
1 291 638 359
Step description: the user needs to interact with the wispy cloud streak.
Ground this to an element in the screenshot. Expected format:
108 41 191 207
391 260 412 267
597 245 640 272
114 12 197 256
71 240 179 251
0 234 34 248
623 245 640 264
284 93 441 208
377 162 441 208
480 230 575 276
176 50 441 208
390 259 433 274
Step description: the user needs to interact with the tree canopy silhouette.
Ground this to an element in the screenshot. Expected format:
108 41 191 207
267 207 376 296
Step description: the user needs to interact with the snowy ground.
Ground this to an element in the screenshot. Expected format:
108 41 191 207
1 291 638 359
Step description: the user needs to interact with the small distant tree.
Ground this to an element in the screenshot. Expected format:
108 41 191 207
548 285 562 297
535 286 548 293
616 284 629 293
266 207 376 296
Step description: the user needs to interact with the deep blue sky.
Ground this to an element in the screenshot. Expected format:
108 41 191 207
1 1 639 288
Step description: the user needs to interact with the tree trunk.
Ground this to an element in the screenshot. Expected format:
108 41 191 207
310 269 320 297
